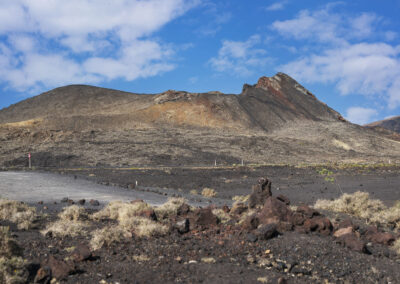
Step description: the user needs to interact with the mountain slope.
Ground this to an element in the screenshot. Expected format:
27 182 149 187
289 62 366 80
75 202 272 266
1 73 399 167
365 116 400 133
0 73 344 132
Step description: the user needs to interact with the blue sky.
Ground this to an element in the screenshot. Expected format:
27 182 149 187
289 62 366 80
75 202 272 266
1 0 400 125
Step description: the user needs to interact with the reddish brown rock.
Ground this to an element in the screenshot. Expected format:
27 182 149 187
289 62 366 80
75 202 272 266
289 212 306 226
336 233 368 253
334 227 353 238
276 194 290 205
258 197 292 225
34 266 51 283
303 216 332 235
248 178 272 208
296 205 320 219
365 227 396 245
338 219 357 230
46 255 75 280
255 223 278 240
71 244 92 262
130 199 144 204
190 208 219 229
241 214 259 231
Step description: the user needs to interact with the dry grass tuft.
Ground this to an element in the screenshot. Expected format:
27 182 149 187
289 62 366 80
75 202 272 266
392 239 400 255
212 209 231 224
90 225 132 250
0 227 28 284
155 198 187 220
59 205 87 221
238 209 257 224
0 199 38 230
232 195 250 203
41 219 88 238
120 216 169 237
0 227 23 259
0 256 28 284
190 190 198 195
201 257 216 263
315 192 400 228
132 254 150 262
91 201 152 221
201 188 217 198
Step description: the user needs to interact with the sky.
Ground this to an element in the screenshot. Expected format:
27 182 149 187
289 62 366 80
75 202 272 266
0 0 400 125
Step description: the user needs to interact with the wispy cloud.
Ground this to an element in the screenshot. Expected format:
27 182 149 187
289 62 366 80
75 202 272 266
209 35 270 76
0 0 199 93
345 107 378 125
272 6 400 109
266 1 288 11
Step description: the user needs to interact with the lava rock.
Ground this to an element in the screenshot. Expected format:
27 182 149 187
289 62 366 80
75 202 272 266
336 233 368 253
34 266 51 284
46 255 75 280
89 199 100 206
255 223 278 240
241 214 260 231
175 219 190 234
78 199 85 205
296 205 320 218
71 244 92 262
248 177 272 208
258 197 292 225
190 208 219 228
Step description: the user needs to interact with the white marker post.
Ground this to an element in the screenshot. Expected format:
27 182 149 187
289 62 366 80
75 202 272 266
28 152 31 169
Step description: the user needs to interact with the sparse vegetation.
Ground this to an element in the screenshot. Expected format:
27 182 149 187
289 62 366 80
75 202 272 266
315 192 400 229
392 239 400 255
201 188 217 198
90 225 132 250
212 209 231 224
0 199 38 230
154 198 187 220
0 227 28 284
190 189 198 195
59 205 88 221
120 216 169 237
91 201 152 221
41 219 88 238
232 195 250 203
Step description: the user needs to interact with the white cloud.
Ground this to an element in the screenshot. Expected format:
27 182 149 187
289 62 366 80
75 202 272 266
273 7 400 109
209 35 270 76
345 107 378 125
266 1 288 11
271 8 377 44
0 0 198 93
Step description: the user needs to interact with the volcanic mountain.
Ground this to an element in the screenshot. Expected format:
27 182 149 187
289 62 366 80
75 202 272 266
365 116 400 134
1 73 399 167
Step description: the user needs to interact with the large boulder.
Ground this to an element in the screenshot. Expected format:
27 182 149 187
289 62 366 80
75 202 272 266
248 178 272 208
258 197 292 225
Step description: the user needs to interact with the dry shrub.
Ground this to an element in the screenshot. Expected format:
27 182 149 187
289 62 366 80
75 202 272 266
0 256 28 284
120 216 169 237
392 239 400 255
190 190 198 195
201 257 216 263
90 225 132 250
154 198 187 220
132 255 150 262
315 192 400 228
232 195 250 203
201 188 217 198
212 209 231 224
314 191 385 220
0 227 28 284
0 199 37 230
91 201 152 221
0 227 23 258
41 220 88 238
59 205 87 221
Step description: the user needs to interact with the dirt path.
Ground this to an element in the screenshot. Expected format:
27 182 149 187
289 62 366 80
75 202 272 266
0 171 231 209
